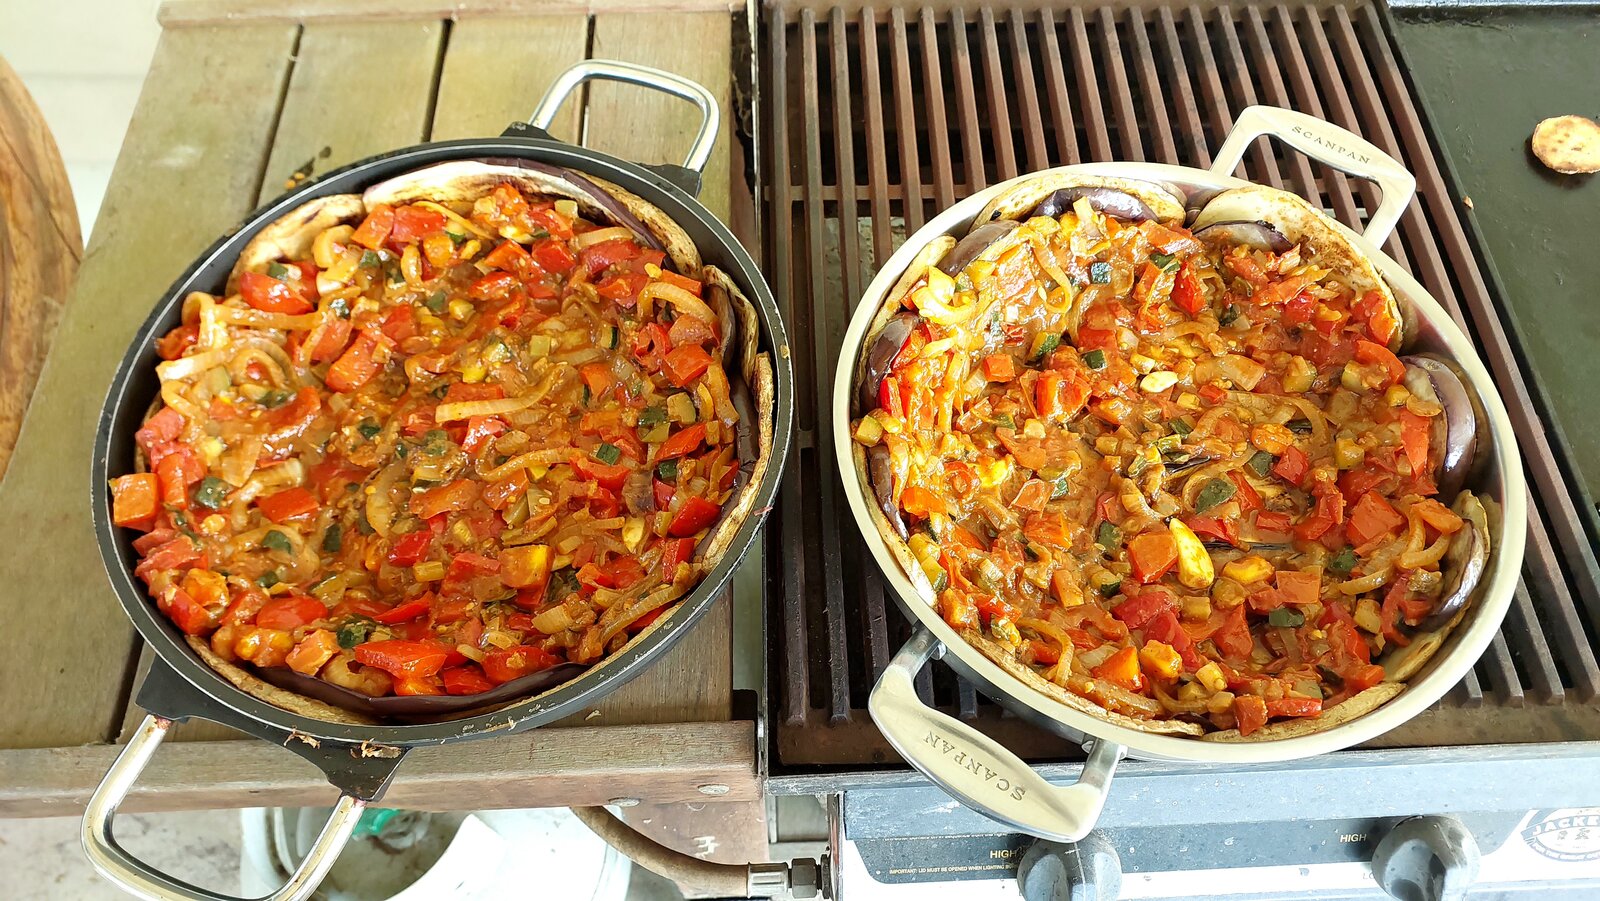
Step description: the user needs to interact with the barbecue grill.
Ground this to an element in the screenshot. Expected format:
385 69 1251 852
750 0 1600 896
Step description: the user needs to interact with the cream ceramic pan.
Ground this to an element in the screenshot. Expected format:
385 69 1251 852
832 106 1526 841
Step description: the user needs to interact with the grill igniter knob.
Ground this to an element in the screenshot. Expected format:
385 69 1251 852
1017 831 1122 901
1372 815 1481 901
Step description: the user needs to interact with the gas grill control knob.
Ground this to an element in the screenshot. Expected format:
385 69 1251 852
1017 831 1122 901
1372 815 1481 901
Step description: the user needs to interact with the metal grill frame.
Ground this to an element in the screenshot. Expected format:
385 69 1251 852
760 0 1600 776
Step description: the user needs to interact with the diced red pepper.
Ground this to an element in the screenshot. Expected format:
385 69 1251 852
373 598 431 625
660 536 697 574
530 238 576 275
1266 696 1323 718
662 344 715 387
154 444 203 508
1185 515 1238 547
597 271 651 304
580 238 641 278
1143 610 1203 670
572 455 630 493
410 479 479 520
256 594 328 631
668 496 722 537
389 205 446 244
1255 510 1293 533
441 665 496 695
257 487 320 523
156 323 199 360
668 314 716 348
239 271 314 314
1212 604 1254 659
325 332 383 393
656 423 707 460
1198 384 1228 404
1113 590 1176 629
482 645 561 684
355 639 450 678
1271 445 1310 486
1090 646 1144 691
1171 261 1203 315
387 531 433 567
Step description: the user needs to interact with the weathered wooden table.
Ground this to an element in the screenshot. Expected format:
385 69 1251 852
0 0 764 857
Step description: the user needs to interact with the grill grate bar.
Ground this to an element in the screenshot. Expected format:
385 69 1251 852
764 1 1600 770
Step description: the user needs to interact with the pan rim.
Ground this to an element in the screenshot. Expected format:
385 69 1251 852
832 160 1527 764
92 136 794 746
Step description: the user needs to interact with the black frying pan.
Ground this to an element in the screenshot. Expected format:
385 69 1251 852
81 61 793 901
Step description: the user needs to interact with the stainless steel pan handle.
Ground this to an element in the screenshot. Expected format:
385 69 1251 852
1210 105 1417 247
530 59 720 178
869 628 1126 842
82 715 364 901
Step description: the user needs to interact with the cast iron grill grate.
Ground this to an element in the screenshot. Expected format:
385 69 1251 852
761 0 1600 769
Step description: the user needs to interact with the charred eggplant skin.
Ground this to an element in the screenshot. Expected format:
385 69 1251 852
938 220 1022 277
1402 355 1484 503
859 312 920 415
1027 186 1158 222
1421 492 1490 632
868 443 909 539
1193 220 1293 254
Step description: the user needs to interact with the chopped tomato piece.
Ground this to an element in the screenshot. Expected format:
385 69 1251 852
1112 590 1176 629
111 473 161 530
155 443 204 508
1234 695 1268 736
982 354 1017 382
286 630 341 676
156 323 199 360
667 314 716 348
1348 491 1406 546
1127 532 1178 583
309 316 353 363
1212 604 1254 659
580 238 641 278
530 238 576 275
1398 409 1433 482
1090 646 1144 691
1171 261 1203 315
597 271 650 303
387 531 432 567
1354 340 1406 388
1266 696 1323 719
1276 570 1321 606
1271 445 1310 486
350 204 395 250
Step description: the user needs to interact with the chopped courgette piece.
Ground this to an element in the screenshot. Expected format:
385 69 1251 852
1150 252 1179 273
1096 521 1121 550
1169 418 1193 437
1328 546 1358 576
322 527 343 554
359 250 381 269
1219 304 1241 327
1195 478 1237 511
638 405 667 426
257 570 281 589
1081 348 1107 370
267 262 289 279
425 290 448 313
657 459 680 482
1268 607 1306 628
603 326 620 349
1050 475 1072 500
260 389 292 408
1247 451 1275 478
1285 418 1313 434
422 429 449 456
1029 332 1061 363
993 412 1016 431
337 619 373 649
328 297 351 319
262 530 292 553
193 476 230 510
1089 261 1112 284
595 443 622 465
446 230 468 246
1098 578 1123 598
358 420 382 440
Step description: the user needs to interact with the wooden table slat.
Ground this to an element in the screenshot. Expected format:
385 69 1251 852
430 16 589 143
258 20 447 202
0 23 299 750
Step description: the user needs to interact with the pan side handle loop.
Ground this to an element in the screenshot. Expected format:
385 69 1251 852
868 627 1125 843
1210 105 1417 248
529 59 720 195
81 715 365 901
